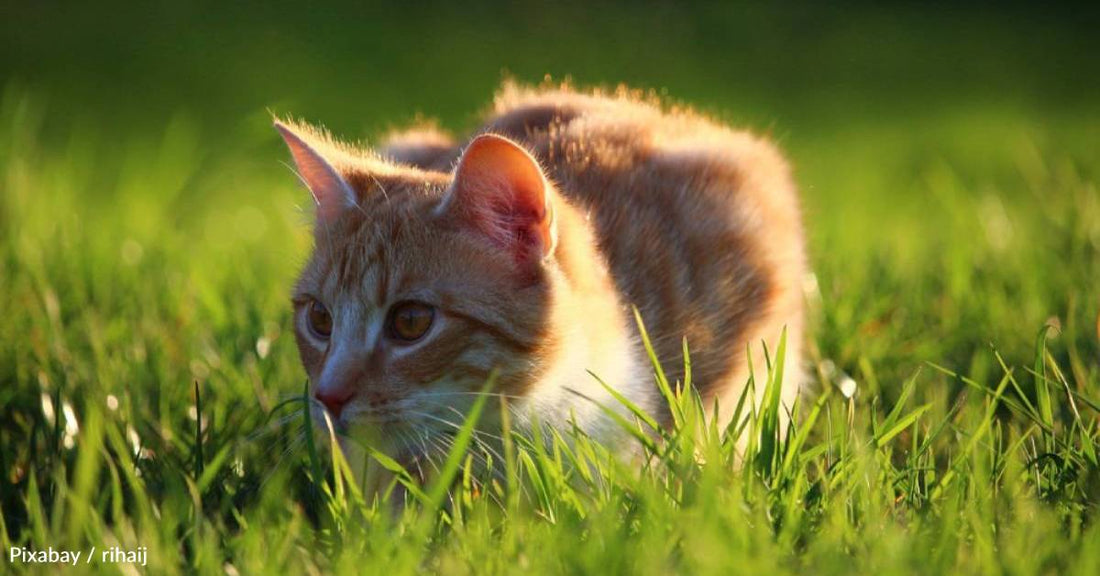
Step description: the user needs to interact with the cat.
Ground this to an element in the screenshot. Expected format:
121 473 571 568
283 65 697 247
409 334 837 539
277 82 805 479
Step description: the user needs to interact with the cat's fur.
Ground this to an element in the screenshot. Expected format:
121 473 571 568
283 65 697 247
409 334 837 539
278 82 805 471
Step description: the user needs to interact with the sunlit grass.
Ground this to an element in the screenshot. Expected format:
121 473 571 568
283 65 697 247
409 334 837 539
2 77 1099 575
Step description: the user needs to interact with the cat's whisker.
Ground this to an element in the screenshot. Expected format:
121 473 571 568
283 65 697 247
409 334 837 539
415 409 507 443
258 434 308 492
413 392 526 430
408 426 447 475
413 389 528 397
423 428 509 501
407 410 508 467
422 426 501 483
420 428 453 459
394 429 427 483
246 411 306 442
413 391 528 401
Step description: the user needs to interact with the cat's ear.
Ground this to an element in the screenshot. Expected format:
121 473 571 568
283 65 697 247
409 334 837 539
444 134 556 262
274 121 357 223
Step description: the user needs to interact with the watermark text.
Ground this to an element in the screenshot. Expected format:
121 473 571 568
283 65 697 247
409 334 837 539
8 546 147 567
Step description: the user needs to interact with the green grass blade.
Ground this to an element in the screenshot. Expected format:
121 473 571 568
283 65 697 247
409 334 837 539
424 374 496 512
633 306 682 428
874 403 932 448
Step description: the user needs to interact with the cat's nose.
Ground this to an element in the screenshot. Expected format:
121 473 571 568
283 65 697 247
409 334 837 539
315 347 365 420
314 387 355 419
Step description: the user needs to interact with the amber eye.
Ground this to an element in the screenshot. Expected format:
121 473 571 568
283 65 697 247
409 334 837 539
387 302 434 342
306 300 333 339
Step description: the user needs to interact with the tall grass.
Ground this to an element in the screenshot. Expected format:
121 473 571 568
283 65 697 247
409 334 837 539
2 71 1099 573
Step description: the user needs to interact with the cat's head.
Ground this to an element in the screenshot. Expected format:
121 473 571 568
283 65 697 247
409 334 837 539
276 121 560 458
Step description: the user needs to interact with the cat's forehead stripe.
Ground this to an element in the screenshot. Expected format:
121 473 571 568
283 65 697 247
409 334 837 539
338 224 390 308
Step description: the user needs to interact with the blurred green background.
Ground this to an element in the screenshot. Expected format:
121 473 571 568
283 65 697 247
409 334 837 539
5 1 1099 131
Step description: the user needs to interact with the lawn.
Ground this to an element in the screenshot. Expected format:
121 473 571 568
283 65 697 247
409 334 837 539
1 2 1099 574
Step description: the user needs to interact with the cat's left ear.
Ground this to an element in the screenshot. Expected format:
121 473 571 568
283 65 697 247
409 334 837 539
274 121 357 223
443 134 556 262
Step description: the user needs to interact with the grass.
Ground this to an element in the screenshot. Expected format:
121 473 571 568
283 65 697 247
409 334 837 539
2 3 1100 574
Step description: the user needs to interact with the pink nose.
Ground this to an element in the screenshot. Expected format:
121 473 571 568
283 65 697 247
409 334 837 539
314 387 355 419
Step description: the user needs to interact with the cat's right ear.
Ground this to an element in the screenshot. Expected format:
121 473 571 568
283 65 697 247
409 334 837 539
275 121 357 223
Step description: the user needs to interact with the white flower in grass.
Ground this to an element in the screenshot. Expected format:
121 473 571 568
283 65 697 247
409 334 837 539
40 392 56 426
256 336 271 359
127 425 142 457
838 375 858 399
62 400 79 449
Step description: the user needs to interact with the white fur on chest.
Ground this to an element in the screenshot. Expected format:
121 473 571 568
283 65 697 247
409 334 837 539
521 317 657 447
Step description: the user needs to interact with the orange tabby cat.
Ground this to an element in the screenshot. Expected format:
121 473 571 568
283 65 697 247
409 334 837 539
277 82 804 471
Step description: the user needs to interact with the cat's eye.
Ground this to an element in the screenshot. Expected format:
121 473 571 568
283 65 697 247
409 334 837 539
387 302 434 342
306 300 333 339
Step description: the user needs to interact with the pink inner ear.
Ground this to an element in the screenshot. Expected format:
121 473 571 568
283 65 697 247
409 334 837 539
450 135 555 261
275 121 356 223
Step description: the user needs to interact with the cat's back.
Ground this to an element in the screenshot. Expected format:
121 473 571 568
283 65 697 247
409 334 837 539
483 84 806 412
484 84 801 239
